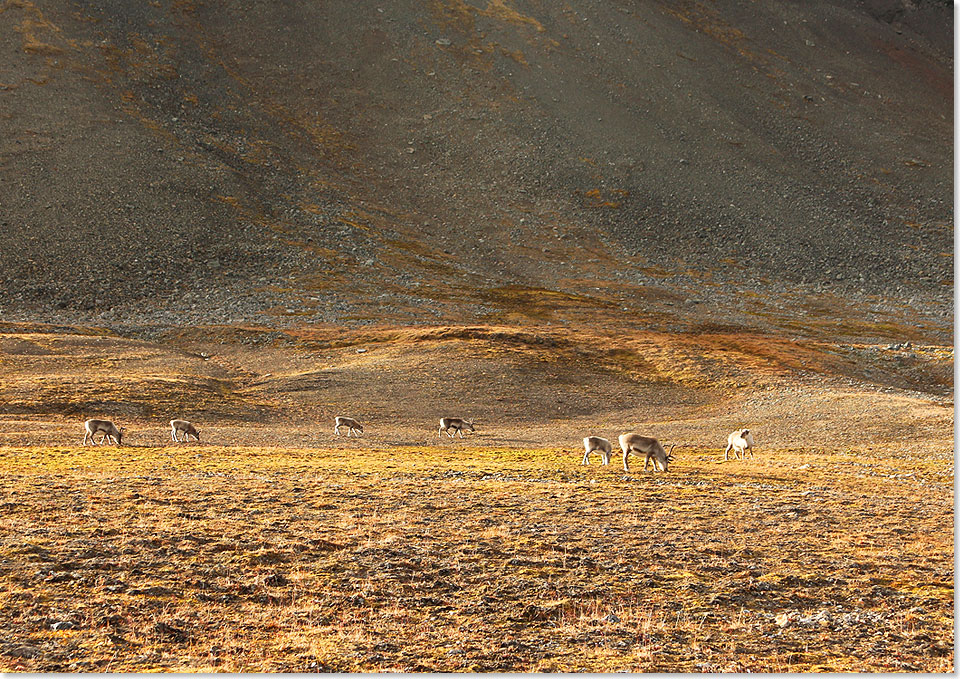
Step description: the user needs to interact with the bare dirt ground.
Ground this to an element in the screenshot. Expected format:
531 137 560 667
0 321 953 672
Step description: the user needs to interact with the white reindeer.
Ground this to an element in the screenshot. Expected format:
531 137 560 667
334 416 364 437
170 419 200 443
618 433 675 472
439 417 475 438
582 436 612 465
82 419 124 446
724 429 755 460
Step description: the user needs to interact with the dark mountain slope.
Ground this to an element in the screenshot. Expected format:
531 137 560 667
0 0 952 336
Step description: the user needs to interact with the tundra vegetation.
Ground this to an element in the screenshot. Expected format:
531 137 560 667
0 322 952 672
0 0 951 672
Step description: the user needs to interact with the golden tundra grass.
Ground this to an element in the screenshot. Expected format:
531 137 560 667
0 443 952 672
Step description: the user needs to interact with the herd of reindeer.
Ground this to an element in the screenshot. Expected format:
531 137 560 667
80 416 757 473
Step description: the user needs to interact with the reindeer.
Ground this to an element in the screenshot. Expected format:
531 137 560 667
170 419 200 443
439 417 475 438
618 433 675 472
724 429 755 460
82 419 124 446
582 436 612 465
334 416 364 437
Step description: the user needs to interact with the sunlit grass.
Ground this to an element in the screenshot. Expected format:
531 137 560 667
0 439 952 672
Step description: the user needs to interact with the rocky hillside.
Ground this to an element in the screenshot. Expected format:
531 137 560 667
1 0 952 339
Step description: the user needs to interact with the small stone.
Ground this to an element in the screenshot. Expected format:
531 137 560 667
262 572 289 587
153 621 188 642
127 585 173 597
603 612 621 624
8 645 41 658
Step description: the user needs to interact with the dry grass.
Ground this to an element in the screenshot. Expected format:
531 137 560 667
0 322 953 671
0 444 952 672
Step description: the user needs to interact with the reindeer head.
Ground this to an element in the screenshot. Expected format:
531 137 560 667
663 443 677 469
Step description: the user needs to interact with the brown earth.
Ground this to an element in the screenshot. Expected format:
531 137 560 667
0 0 953 332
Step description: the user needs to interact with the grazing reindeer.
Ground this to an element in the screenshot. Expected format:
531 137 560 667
170 419 200 443
334 416 364 437
582 436 612 465
618 433 675 472
724 429 755 460
439 417 475 438
83 419 124 446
